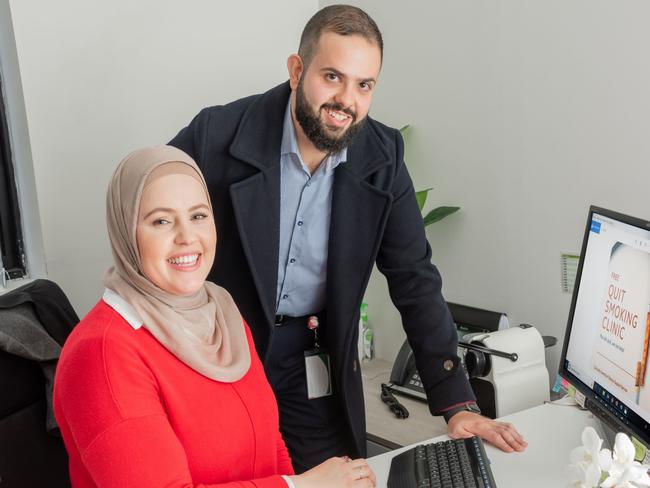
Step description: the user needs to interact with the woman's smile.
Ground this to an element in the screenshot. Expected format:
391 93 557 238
167 252 201 270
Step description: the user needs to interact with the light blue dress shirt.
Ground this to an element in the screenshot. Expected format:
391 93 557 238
276 100 347 316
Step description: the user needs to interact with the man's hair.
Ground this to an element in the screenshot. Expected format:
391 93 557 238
298 4 383 68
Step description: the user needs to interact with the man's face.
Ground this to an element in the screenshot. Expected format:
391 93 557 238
291 32 382 153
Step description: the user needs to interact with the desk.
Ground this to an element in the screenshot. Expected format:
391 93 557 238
361 359 447 448
367 402 602 487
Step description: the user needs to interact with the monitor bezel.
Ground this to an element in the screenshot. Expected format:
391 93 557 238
559 205 650 447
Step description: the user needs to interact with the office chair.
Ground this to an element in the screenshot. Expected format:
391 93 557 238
0 279 78 488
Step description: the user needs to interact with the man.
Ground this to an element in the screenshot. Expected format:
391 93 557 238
170 4 526 472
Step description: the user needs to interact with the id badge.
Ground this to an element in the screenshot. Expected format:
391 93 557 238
304 349 333 399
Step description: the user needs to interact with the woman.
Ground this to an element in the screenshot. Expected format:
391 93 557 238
53 146 375 487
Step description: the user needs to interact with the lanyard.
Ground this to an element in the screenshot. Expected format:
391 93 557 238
307 315 320 349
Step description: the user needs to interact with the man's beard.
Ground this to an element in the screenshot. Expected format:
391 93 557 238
295 79 365 154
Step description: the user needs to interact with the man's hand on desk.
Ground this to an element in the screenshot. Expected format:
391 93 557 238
447 411 528 453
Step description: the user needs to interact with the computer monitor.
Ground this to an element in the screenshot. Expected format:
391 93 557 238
560 206 650 447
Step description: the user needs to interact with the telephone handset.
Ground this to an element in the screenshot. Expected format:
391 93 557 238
388 341 427 401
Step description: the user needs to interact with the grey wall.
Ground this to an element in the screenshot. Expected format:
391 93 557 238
6 0 317 313
320 0 650 381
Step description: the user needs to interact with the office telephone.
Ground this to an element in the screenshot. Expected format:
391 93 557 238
388 340 427 400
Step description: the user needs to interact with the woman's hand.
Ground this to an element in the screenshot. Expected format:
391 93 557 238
291 456 376 488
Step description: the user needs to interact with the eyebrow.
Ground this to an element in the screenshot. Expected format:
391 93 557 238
321 67 376 85
142 203 210 220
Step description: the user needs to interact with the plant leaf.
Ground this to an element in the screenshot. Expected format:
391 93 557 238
423 206 460 226
415 188 433 211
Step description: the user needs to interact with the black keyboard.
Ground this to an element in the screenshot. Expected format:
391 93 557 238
387 437 497 488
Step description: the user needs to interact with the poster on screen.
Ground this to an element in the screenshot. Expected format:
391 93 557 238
591 242 650 407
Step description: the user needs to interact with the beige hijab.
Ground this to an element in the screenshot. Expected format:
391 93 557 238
103 145 250 382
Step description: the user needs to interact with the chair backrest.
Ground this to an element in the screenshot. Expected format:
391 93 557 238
0 280 78 488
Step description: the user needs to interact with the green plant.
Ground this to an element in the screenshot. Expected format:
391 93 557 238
400 125 460 227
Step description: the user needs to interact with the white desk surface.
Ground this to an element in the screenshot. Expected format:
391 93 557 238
367 402 602 488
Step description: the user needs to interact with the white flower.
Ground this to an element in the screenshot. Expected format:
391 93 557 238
600 464 650 488
570 427 611 470
569 427 650 487
614 433 637 466
600 433 650 488
568 462 602 488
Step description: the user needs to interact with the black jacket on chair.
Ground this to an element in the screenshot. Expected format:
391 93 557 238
170 81 475 457
0 279 78 488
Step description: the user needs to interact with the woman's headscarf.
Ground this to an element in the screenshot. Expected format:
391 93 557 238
103 145 250 382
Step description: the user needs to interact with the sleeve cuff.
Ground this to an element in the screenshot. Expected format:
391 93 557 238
281 475 296 488
437 401 476 413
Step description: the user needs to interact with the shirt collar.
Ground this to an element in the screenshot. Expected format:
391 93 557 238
102 288 143 330
280 99 347 171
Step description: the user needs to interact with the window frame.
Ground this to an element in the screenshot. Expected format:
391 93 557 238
0 74 26 280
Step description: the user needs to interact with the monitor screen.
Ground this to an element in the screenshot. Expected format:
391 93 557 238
560 206 650 446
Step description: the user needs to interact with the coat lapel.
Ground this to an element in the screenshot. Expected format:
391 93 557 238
228 81 395 342
326 121 393 368
229 83 291 327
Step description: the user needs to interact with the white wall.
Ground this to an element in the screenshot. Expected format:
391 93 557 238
321 0 650 380
7 0 317 314
8 1 650 381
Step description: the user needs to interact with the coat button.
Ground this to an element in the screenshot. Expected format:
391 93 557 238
353 359 358 372
443 359 454 371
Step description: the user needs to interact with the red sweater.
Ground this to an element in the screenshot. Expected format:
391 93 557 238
54 300 294 487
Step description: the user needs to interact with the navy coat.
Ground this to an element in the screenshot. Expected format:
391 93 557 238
170 81 475 456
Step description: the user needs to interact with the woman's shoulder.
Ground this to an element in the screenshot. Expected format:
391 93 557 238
56 299 159 407
61 299 144 357
54 300 167 445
